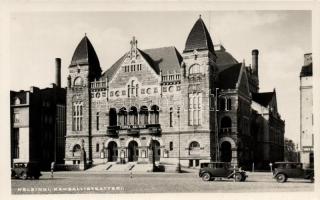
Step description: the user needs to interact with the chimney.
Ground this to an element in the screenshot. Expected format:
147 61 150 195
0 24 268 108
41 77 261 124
252 49 259 76
55 58 61 88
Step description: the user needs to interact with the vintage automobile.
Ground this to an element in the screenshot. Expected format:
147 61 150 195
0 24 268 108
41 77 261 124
272 162 314 183
199 162 247 182
11 162 42 180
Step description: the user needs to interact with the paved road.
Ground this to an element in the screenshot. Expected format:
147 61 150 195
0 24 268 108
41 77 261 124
11 171 314 194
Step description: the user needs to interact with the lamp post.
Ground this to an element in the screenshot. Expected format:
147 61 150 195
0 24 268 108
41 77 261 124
214 88 220 162
176 106 181 173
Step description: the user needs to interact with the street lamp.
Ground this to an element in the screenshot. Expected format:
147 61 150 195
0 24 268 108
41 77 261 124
175 106 181 173
214 88 220 162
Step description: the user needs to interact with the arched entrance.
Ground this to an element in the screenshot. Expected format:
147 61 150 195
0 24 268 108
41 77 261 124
150 140 161 162
108 141 118 162
220 141 232 162
128 141 139 162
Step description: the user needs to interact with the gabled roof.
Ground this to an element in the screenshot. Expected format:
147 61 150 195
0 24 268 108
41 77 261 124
142 46 183 75
70 36 101 71
102 46 182 79
183 17 215 54
217 63 242 89
300 63 313 77
252 92 275 107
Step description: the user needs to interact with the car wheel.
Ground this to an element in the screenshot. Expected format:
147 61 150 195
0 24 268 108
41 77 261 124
201 172 211 181
21 172 28 180
234 173 242 182
241 176 246 182
276 174 286 183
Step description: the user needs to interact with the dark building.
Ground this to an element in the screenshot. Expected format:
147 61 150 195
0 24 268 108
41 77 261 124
10 58 66 170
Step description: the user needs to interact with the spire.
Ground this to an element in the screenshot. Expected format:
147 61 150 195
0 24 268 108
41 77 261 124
183 17 215 55
130 36 138 59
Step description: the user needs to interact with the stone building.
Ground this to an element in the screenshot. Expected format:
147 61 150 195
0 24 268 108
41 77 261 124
299 53 313 168
64 16 285 170
10 59 66 170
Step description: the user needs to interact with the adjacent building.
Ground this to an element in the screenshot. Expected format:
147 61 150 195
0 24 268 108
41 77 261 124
64 16 285 170
10 59 66 170
299 53 313 168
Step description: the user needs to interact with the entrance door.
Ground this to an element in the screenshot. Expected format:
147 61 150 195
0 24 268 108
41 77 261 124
108 141 118 162
220 141 232 162
151 140 161 162
128 141 139 162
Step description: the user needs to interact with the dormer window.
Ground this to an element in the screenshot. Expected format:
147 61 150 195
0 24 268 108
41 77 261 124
189 64 203 75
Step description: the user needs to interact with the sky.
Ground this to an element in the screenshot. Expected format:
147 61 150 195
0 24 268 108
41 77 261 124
9 11 311 144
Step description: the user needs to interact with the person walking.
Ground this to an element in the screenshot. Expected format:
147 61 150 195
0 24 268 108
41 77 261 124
51 162 55 179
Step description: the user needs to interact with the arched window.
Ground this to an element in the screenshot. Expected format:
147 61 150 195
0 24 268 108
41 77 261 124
189 141 200 155
221 116 232 132
189 64 203 74
72 144 81 157
139 106 149 125
150 105 159 124
129 106 138 125
74 77 83 86
118 107 127 126
189 141 200 150
109 108 117 126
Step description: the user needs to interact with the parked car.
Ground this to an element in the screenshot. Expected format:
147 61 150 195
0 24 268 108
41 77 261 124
272 162 314 183
11 162 42 180
199 162 247 182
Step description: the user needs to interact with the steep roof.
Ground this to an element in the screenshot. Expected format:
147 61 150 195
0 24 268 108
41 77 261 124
252 92 274 107
217 63 242 89
300 63 313 77
70 36 101 70
183 17 215 54
216 50 239 67
102 46 182 79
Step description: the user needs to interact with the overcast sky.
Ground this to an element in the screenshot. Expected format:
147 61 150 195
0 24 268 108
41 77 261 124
9 11 311 144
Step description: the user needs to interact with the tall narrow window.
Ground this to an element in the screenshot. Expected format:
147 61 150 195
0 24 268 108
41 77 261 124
169 107 173 127
72 102 83 131
150 105 159 124
96 143 100 152
188 93 202 126
96 112 100 130
169 141 173 151
227 98 232 111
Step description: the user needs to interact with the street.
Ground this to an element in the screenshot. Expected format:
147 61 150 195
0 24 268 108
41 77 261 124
11 171 314 194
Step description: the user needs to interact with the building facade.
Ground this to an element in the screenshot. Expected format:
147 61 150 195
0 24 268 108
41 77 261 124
299 53 313 168
64 16 285 170
10 59 66 170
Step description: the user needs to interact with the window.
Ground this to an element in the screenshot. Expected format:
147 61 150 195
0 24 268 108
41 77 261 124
227 98 232 110
163 87 167 92
219 98 226 111
150 105 159 124
118 107 127 126
74 77 83 86
154 87 158 93
189 141 200 153
73 144 81 157
188 93 202 126
96 143 99 152
169 86 174 92
220 116 232 132
169 107 173 127
169 142 173 151
139 106 149 125
96 112 100 130
14 97 20 105
189 64 203 74
72 102 83 131
176 86 181 91
128 80 139 97
129 107 138 125
12 128 19 158
110 91 114 97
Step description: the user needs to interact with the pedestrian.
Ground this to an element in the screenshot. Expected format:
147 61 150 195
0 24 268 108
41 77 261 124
51 161 55 179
